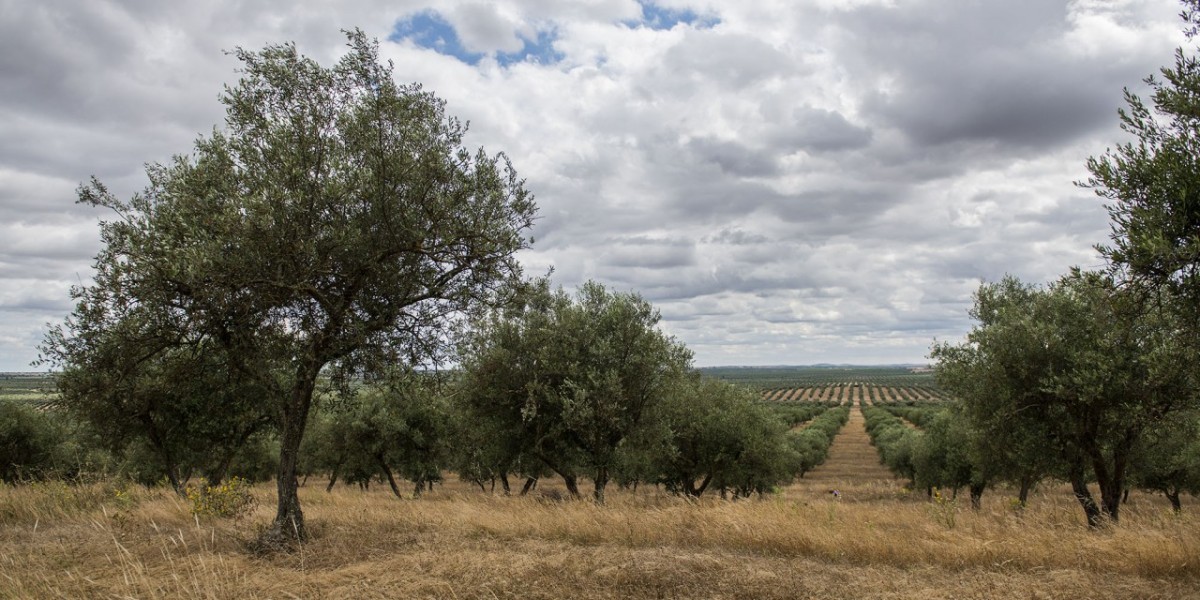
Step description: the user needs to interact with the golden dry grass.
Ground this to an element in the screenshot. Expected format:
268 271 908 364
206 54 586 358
1 474 1198 599
3 399 1196 599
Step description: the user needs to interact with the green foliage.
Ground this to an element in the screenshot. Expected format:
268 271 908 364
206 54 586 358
0 401 64 483
908 408 984 500
931 272 1197 525
459 279 692 502
185 476 257 519
767 402 837 427
46 29 535 540
1130 411 1200 510
302 377 452 497
1084 8 1200 314
790 406 849 478
862 406 920 483
42 336 275 491
635 375 817 498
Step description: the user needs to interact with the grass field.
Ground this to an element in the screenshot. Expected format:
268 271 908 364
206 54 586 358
2 399 1197 599
1 479 1196 598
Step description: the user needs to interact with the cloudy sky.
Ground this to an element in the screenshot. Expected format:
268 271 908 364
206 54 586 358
0 0 1186 371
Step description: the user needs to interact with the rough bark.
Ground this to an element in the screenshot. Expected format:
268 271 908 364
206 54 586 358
378 457 403 499
1070 473 1104 528
325 466 339 493
593 466 609 504
685 473 713 498
563 474 580 498
143 416 185 497
266 367 318 543
519 477 537 496
1167 489 1182 513
1018 478 1034 506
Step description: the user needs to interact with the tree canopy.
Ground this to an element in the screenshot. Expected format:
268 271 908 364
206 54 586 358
458 279 692 503
932 271 1196 525
1086 1 1200 313
42 30 536 543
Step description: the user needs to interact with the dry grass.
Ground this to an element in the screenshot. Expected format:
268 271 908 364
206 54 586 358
3 402 1195 598
1 475 1198 599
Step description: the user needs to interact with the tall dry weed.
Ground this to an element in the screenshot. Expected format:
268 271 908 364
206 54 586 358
1 479 1197 599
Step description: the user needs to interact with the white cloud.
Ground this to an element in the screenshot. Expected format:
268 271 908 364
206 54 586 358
0 0 1187 370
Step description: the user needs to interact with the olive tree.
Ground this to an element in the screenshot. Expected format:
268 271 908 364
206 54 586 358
0 400 65 483
910 407 989 509
641 375 799 498
1129 411 1200 512
459 280 692 503
933 272 1194 525
1085 0 1200 315
45 31 535 542
41 317 275 493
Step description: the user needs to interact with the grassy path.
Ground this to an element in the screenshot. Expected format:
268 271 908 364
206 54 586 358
785 398 898 501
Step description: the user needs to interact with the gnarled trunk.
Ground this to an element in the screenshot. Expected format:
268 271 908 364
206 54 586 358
266 366 319 543
1017 477 1034 507
563 474 580 498
519 476 537 496
378 456 403 499
1070 473 1103 528
1166 488 1182 513
326 464 340 493
593 466 609 504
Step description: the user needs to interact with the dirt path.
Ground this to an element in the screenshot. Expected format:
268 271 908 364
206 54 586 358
786 399 898 499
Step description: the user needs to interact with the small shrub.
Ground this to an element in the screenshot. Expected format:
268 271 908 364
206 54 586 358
929 487 957 529
185 477 257 520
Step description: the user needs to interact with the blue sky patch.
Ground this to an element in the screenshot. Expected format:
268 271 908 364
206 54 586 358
633 1 720 30
390 11 483 65
391 11 563 68
499 28 564 67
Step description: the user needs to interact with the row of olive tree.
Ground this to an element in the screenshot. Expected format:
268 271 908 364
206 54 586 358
931 2 1200 526
864 403 1037 510
29 275 829 512
290 365 838 502
453 279 830 502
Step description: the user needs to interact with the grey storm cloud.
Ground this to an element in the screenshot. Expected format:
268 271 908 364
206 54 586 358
840 0 1170 150
0 0 1186 370
770 107 873 153
703 228 769 246
602 236 698 268
686 137 779 177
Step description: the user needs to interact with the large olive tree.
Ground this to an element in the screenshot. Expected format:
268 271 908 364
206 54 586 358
44 30 535 542
933 272 1194 526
